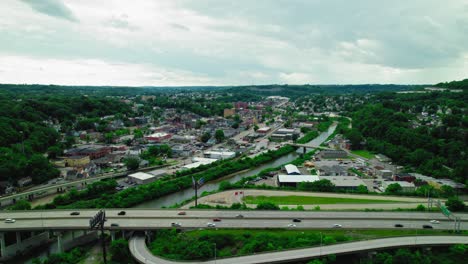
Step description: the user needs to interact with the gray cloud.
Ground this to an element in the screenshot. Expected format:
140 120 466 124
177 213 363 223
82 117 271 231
20 0 78 22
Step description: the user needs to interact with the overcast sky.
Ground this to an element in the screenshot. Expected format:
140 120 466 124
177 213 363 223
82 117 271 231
0 0 467 86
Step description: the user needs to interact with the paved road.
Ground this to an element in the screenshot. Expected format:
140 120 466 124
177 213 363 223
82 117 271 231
129 235 468 264
0 209 466 231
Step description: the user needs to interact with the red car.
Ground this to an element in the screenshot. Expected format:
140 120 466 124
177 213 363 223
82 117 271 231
178 212 186 215
213 218 221 222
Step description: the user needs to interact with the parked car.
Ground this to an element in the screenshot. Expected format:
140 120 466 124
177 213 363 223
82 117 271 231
423 225 433 229
394 224 404 228
4 218 16 223
118 211 126 216
430 220 440 224
213 218 222 222
178 211 186 215
171 222 181 227
293 219 302 223
70 212 80 216
110 223 119 227
206 223 216 227
287 224 296 228
332 224 342 228
235 214 244 218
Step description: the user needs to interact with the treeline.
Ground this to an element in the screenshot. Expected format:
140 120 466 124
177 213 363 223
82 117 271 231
148 96 232 117
225 84 418 99
435 78 468 90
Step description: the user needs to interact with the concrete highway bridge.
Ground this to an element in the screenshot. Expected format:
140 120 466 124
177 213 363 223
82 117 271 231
0 209 467 261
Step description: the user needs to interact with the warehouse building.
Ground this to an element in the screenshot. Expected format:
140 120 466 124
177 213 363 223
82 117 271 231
277 175 319 187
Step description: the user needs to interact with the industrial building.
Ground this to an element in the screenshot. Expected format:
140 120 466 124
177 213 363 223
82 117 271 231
277 175 320 187
204 151 236 160
318 176 366 191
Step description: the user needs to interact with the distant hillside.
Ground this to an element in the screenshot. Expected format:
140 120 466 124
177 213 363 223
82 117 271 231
0 83 421 98
224 84 420 99
435 79 468 90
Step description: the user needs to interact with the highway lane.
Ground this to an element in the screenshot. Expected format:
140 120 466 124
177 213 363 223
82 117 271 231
129 235 468 264
0 216 464 231
2 209 467 221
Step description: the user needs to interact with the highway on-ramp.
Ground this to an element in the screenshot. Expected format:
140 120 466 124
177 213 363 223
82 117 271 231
129 235 468 264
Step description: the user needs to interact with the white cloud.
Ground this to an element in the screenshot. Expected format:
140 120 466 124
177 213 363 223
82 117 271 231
0 0 467 85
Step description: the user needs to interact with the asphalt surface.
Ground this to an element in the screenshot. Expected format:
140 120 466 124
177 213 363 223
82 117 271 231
129 235 468 264
0 209 466 231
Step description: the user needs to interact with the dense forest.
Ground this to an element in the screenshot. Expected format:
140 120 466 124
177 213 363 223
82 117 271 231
343 81 467 183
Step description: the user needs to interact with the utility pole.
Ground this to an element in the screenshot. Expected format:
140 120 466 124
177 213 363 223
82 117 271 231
90 210 107 264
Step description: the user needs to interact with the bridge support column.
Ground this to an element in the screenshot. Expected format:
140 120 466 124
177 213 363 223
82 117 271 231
0 232 5 258
110 231 115 242
71 231 75 240
55 232 63 253
303 147 306 154
15 232 21 244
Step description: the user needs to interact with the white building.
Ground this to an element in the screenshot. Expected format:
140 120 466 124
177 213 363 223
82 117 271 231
277 175 319 187
203 151 236 160
128 172 158 185
284 164 301 175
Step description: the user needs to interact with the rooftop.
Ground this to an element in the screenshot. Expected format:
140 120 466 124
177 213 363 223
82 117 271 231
278 175 319 183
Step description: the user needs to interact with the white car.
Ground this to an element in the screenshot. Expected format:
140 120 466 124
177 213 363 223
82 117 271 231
171 222 182 227
333 224 342 228
206 223 216 227
430 220 440 224
287 224 296 228
4 218 16 223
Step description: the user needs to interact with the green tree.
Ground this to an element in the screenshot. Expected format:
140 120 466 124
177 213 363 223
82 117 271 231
356 184 368 194
385 183 402 194
110 239 133 264
254 125 259 132
124 157 140 171
215 130 225 143
440 185 455 197
256 202 280 210
445 197 465 211
201 132 211 143
416 204 426 211
47 145 63 159
298 179 335 192
8 200 31 210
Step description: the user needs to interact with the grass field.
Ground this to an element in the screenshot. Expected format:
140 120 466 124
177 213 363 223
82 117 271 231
351 150 375 159
243 195 404 205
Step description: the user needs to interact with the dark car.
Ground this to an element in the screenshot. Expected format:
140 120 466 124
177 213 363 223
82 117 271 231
213 218 222 222
118 211 126 216
293 219 302 223
70 212 80 216
394 224 404 228
423 225 433 229
178 211 186 215
110 223 119 227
